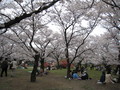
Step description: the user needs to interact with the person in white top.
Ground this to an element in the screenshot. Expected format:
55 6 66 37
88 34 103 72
11 59 17 77
105 70 114 84
12 60 17 69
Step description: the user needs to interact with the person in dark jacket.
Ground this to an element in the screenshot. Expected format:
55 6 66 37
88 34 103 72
97 71 106 84
1 58 8 77
81 71 89 80
100 71 106 83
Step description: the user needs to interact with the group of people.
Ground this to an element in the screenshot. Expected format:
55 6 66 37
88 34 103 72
97 70 118 84
0 58 17 77
72 70 89 80
36 67 50 77
66 65 119 84
67 69 90 80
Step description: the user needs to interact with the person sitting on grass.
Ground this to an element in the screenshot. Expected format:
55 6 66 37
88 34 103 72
97 71 106 84
81 71 89 80
37 69 44 76
72 71 80 79
44 68 49 75
105 70 115 84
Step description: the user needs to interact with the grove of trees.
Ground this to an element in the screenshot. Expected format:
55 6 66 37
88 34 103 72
0 0 120 82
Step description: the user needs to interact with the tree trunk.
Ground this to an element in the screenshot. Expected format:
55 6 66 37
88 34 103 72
117 65 120 83
40 59 44 72
117 49 120 83
79 61 82 69
65 46 71 78
118 49 120 62
30 54 40 82
75 60 82 72
67 63 71 78
56 59 60 69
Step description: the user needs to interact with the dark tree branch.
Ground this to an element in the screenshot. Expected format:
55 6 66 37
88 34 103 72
0 28 8 35
14 0 26 14
0 13 11 20
89 0 95 8
29 16 38 53
0 0 60 30
70 48 94 64
102 0 120 9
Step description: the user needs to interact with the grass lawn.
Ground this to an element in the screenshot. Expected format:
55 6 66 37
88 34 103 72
0 67 120 90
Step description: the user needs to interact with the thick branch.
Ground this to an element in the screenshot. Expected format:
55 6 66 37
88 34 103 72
0 0 60 30
102 0 120 9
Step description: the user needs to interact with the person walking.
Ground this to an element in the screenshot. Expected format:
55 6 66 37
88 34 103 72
1 58 8 77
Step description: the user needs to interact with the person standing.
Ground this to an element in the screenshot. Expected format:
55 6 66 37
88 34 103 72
1 58 8 77
11 59 17 77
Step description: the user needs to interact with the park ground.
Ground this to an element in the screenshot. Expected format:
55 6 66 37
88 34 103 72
0 68 120 90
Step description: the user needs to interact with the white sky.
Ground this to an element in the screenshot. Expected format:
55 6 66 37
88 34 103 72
48 23 107 36
81 20 107 36
90 25 107 36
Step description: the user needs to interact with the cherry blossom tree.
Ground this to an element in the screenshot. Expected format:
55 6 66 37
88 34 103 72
52 0 101 78
48 33 65 69
1 5 55 81
0 35 15 60
0 0 60 34
99 0 120 82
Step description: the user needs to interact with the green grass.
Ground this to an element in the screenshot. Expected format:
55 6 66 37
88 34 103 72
88 69 101 79
50 69 67 76
0 68 120 90
20 67 101 79
50 68 101 79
